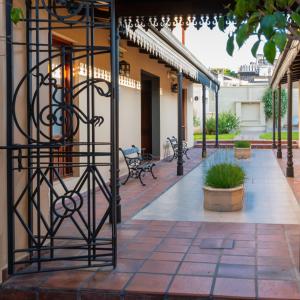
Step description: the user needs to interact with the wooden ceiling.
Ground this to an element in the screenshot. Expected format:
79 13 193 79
281 52 300 84
116 0 233 17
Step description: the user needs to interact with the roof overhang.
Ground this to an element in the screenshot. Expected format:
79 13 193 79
116 0 233 17
271 40 300 88
122 25 219 89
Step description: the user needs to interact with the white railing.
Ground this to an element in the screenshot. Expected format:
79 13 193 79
78 63 141 90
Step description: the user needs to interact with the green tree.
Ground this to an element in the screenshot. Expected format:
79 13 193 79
219 0 300 64
262 88 288 122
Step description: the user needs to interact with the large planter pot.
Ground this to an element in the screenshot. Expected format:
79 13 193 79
203 185 244 212
234 147 251 159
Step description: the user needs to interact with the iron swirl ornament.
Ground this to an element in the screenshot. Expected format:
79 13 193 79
12 56 110 144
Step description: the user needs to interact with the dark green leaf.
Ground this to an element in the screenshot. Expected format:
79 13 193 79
10 8 24 25
275 0 289 8
234 0 248 19
272 32 287 52
291 12 300 26
260 15 276 38
265 0 275 12
218 16 226 32
251 40 260 58
236 23 249 48
264 40 276 64
248 12 260 26
274 11 287 28
227 35 235 56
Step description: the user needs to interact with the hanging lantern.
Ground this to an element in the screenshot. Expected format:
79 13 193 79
119 60 130 77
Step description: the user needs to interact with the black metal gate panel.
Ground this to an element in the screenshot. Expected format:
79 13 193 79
3 0 118 274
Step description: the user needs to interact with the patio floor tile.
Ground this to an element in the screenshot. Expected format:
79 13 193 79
81 272 132 291
115 259 144 273
217 264 255 279
178 262 216 276
184 253 219 263
257 265 296 280
213 278 256 299
258 279 300 299
125 273 172 294
40 270 94 290
149 252 185 262
220 255 255 266
138 260 180 274
168 275 213 297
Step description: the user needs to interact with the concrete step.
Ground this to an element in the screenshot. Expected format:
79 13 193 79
194 140 298 149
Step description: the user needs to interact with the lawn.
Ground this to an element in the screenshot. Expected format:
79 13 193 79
194 133 238 141
259 132 299 140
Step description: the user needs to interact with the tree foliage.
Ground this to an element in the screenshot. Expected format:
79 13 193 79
262 87 288 120
219 0 300 64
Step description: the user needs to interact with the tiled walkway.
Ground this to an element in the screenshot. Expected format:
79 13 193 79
135 149 300 224
2 221 300 299
2 148 300 300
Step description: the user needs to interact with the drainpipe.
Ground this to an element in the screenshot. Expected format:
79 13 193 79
286 67 294 177
215 88 219 148
277 84 282 159
177 71 184 176
272 90 277 149
202 85 207 158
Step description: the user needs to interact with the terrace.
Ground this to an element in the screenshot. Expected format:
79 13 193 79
1 0 300 299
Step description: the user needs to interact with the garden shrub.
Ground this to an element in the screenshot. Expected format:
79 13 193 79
205 163 246 189
205 112 240 135
234 141 251 148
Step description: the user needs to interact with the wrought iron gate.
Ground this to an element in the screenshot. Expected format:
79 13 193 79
4 0 118 274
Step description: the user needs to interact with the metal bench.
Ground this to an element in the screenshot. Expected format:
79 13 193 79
120 145 157 186
167 136 190 162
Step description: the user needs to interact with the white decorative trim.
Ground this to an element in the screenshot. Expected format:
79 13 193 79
124 25 199 81
78 63 141 90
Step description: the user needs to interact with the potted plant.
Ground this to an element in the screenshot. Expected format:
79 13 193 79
203 163 246 212
234 141 251 159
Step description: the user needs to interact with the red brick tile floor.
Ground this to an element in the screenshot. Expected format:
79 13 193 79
2 148 300 300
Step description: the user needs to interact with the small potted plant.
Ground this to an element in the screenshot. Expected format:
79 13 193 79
203 163 246 212
234 141 251 159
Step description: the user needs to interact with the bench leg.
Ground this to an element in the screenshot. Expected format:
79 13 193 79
138 170 146 186
150 166 157 180
184 149 190 160
122 172 131 185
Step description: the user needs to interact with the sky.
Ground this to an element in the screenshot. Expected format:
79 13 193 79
173 25 265 72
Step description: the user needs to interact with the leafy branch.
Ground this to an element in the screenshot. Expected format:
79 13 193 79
10 7 24 24
219 0 300 64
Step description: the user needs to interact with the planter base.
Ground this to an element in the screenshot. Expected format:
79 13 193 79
203 185 244 212
234 147 251 159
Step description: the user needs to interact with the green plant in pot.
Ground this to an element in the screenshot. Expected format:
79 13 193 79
203 163 246 212
234 141 251 159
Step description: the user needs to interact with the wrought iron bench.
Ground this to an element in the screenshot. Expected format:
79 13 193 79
120 145 157 186
167 136 190 162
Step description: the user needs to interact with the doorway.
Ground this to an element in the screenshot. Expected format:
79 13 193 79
141 71 160 158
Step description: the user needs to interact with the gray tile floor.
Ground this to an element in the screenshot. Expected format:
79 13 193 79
134 149 300 224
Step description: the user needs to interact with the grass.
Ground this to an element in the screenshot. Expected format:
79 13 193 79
194 132 238 141
205 163 246 189
259 132 299 140
234 141 251 148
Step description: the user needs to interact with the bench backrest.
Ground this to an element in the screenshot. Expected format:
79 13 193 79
167 136 178 149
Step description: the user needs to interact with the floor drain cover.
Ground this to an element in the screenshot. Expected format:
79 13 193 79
199 239 235 249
